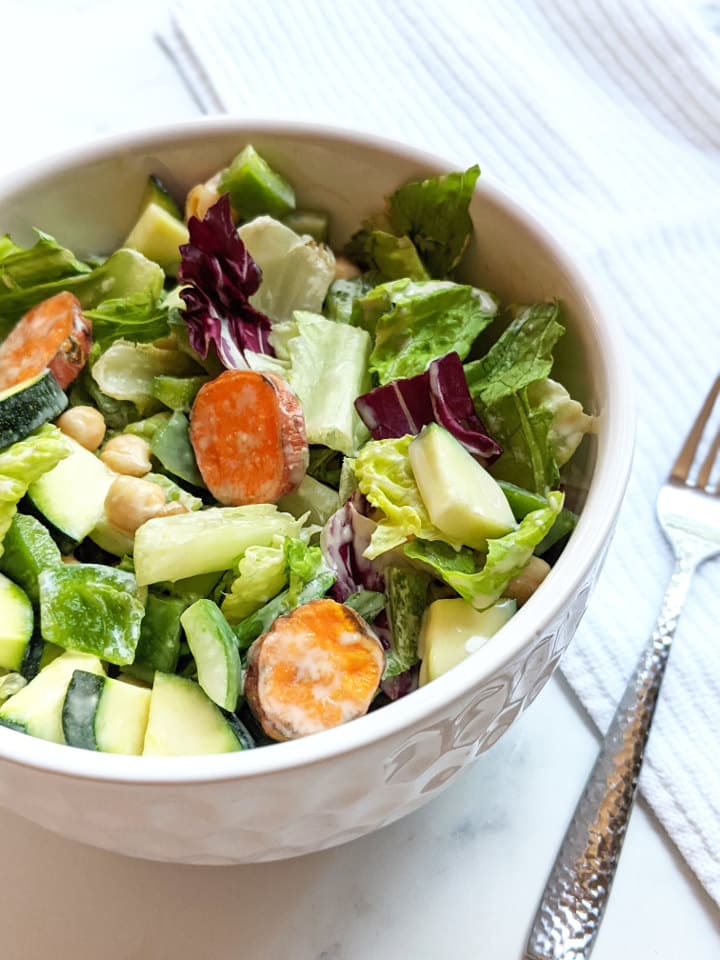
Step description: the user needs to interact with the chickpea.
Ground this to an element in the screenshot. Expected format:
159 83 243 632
104 477 189 536
100 435 152 477
56 406 106 452
334 255 362 281
503 556 551 606
104 476 167 535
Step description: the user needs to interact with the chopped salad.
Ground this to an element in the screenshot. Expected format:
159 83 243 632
0 145 594 756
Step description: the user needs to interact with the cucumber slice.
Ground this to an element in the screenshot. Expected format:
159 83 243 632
418 598 516 684
141 174 182 220
133 504 302 586
143 672 245 756
277 474 339 526
0 513 62 605
0 573 34 671
87 516 134 558
180 600 241 711
281 210 329 243
0 651 104 741
151 375 209 413
0 371 67 450
27 436 117 544
408 423 516 549
218 145 295 221
21 632 62 681
38 564 145 665
62 669 151 754
124 202 189 277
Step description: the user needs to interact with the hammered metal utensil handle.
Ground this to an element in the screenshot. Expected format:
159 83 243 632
524 553 697 960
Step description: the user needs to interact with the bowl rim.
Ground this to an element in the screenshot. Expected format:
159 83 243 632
0 117 634 785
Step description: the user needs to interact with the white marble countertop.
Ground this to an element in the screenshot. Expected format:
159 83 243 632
1 1 719 956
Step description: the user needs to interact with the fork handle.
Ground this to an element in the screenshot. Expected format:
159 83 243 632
524 552 697 960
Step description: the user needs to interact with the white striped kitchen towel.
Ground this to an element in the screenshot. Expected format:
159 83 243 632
165 0 720 905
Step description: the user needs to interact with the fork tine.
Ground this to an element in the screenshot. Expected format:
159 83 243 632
696 425 720 490
670 374 720 483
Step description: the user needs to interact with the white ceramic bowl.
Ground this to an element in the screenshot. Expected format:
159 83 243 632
0 120 633 864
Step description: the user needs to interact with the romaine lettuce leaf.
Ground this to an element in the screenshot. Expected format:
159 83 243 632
84 291 170 347
481 389 559 494
239 215 335 324
344 229 428 282
405 491 562 610
388 165 480 277
285 311 372 456
285 537 325 606
526 378 595 467
0 248 164 339
362 279 497 384
221 537 287 624
354 435 464 559
464 301 564 407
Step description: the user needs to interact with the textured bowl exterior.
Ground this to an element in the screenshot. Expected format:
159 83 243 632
0 120 633 863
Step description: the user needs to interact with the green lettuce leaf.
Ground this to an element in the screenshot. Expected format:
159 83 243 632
221 537 288 624
362 279 497 384
84 292 170 347
388 165 480 277
405 491 563 610
526 378 595 467
344 230 429 282
285 311 372 455
285 537 325 606
355 435 463 559
482 390 559 494
464 301 564 407
0 230 89 290
238 216 335 324
0 248 164 339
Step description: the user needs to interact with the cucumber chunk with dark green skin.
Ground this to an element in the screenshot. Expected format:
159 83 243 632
62 669 101 750
38 563 145 665
143 672 246 756
218 145 295 221
27 436 117 544
0 651 104 742
63 669 151 754
142 175 182 220
181 599 242 711
0 513 62 606
0 371 67 450
0 573 34 672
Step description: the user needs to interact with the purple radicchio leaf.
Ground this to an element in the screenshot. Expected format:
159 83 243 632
178 194 274 368
320 492 385 602
354 351 502 464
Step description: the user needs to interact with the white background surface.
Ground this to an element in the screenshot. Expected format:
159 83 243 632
1 1 719 957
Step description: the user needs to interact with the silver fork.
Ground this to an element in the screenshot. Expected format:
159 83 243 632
524 375 720 960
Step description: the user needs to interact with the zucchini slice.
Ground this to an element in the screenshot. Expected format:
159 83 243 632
62 670 151 754
0 370 67 450
0 651 104 742
0 573 34 671
180 599 241 711
143 672 246 756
